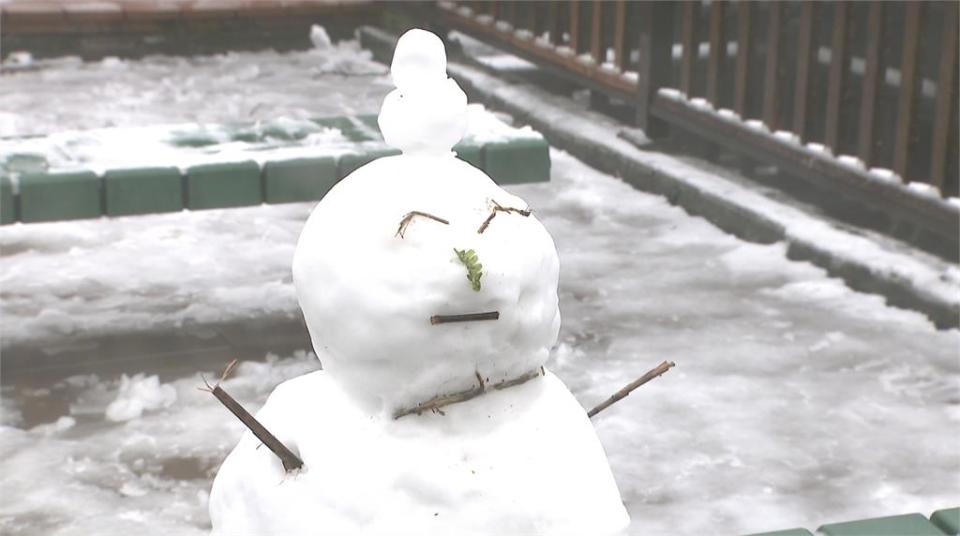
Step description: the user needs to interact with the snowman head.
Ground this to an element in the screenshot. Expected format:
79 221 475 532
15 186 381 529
292 30 560 416
377 29 468 156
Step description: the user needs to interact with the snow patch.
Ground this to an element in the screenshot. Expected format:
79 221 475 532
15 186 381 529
105 374 177 422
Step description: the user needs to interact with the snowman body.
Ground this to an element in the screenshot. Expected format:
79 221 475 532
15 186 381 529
209 29 629 535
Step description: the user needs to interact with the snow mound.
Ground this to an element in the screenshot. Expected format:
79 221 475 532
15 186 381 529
105 374 177 422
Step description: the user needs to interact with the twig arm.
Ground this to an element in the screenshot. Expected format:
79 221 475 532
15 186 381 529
210 386 304 472
587 361 675 418
201 360 304 472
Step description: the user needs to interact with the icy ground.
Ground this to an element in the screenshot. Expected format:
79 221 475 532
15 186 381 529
0 41 390 138
2 149 958 535
2 36 959 535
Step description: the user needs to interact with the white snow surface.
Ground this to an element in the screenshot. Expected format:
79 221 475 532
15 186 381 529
105 374 178 422
2 151 958 535
0 41 390 138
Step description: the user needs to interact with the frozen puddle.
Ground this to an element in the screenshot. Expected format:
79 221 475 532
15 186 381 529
2 151 958 535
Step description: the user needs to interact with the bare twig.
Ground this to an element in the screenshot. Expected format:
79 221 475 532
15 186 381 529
477 200 532 234
587 361 676 418
394 367 544 419
396 211 449 238
201 360 304 472
430 311 500 325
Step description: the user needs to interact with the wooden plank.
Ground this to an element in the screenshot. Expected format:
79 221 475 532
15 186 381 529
857 2 884 167
591 1 603 63
930 2 958 191
734 0 752 116
824 1 850 151
792 1 814 141
680 1 697 95
762 1 782 130
636 2 675 136
613 0 627 71
706 0 725 104
893 2 922 180
527 2 539 36
569 0 581 53
546 2 559 44
507 1 519 28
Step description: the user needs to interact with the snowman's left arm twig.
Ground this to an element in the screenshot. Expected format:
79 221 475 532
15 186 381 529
200 360 304 472
587 361 676 418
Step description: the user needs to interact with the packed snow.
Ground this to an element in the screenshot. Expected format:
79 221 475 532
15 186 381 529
2 29 958 536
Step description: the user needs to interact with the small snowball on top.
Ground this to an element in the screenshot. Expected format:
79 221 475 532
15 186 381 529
378 29 468 156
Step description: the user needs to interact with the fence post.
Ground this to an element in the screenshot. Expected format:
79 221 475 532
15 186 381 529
930 2 958 194
636 1 674 137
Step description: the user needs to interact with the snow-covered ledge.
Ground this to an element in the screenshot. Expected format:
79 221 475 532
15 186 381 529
358 26 959 329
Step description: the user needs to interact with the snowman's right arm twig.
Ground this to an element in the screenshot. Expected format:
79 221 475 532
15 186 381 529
200 360 304 472
587 361 676 418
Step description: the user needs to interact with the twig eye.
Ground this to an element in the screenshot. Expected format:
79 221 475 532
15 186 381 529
396 211 449 238
477 200 532 234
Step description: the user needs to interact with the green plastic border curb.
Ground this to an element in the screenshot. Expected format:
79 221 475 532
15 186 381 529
104 167 183 216
263 157 338 204
338 147 402 178
818 513 947 536
931 508 960 535
1 121 550 225
186 160 262 210
1 174 14 225
19 170 101 223
483 137 550 184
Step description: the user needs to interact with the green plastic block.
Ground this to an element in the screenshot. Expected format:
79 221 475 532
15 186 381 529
454 143 483 169
263 157 338 204
931 508 960 535
743 529 813 536
19 170 101 223
818 513 946 536
1 175 14 224
354 114 382 139
313 116 378 142
186 161 262 210
104 167 182 216
338 148 402 178
483 137 550 185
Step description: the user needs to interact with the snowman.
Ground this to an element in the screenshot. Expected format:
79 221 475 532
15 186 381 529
208 29 630 535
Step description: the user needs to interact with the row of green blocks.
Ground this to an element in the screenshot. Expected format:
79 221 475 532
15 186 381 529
746 507 959 536
0 138 549 224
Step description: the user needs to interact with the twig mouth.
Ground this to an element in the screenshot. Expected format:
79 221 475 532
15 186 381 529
430 311 500 325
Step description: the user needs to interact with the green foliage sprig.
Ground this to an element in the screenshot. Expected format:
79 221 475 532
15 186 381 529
454 248 483 292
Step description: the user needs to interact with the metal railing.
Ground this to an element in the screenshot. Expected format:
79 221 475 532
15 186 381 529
435 0 959 247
